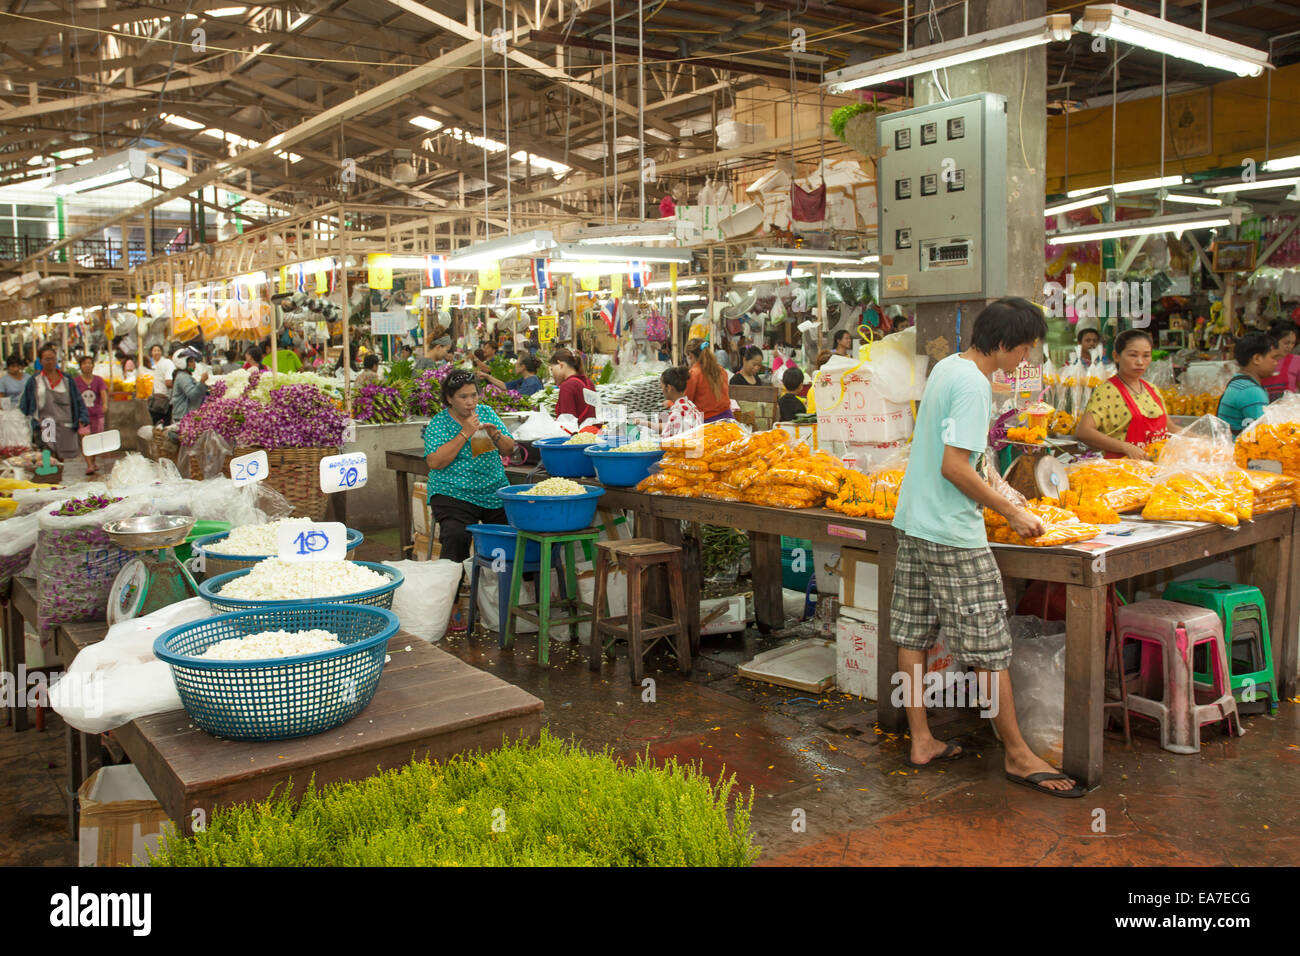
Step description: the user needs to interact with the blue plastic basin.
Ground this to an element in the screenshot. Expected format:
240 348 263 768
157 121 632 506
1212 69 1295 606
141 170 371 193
468 523 540 562
534 435 628 477
584 442 664 487
497 483 606 533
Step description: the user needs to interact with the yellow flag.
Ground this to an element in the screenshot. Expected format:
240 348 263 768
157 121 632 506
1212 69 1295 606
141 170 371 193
611 274 624 297
367 254 393 290
315 268 329 294
539 315 557 343
670 262 678 293
579 267 600 292
478 261 501 291
474 287 484 307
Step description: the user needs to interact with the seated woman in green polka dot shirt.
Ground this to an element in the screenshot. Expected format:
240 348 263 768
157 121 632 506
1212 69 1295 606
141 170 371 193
424 369 517 569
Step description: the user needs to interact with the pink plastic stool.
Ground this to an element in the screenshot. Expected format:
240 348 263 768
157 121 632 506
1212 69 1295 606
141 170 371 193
1115 599 1243 755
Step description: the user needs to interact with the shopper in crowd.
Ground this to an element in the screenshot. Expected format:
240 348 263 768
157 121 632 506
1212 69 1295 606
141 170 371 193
1 354 30 409
657 365 702 437
730 346 766 387
833 329 854 357
685 338 732 423
481 354 544 396
891 297 1082 796
1073 329 1169 459
802 350 834 415
1217 331 1281 437
74 355 108 476
20 342 89 464
713 339 731 372
1077 324 1102 363
147 343 175 427
778 367 807 421
399 345 414 361
243 345 267 371
423 368 517 629
273 341 303 373
416 336 452 371
170 348 209 422
1262 320 1299 401
218 349 240 374
354 353 381 388
549 347 596 423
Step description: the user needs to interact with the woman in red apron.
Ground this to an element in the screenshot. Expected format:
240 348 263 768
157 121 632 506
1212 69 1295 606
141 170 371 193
1074 329 1169 460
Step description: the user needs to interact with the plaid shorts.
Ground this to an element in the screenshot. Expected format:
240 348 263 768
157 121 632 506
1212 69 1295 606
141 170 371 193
890 531 1012 671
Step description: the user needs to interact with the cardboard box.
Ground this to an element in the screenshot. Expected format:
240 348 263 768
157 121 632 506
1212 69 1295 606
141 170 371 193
839 547 879 612
836 605 878 699
412 532 440 561
77 765 172 867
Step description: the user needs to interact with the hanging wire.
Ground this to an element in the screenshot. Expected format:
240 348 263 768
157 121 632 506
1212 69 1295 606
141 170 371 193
637 0 646 221
502 0 512 235
600 51 609 224
479 0 490 240
610 0 619 225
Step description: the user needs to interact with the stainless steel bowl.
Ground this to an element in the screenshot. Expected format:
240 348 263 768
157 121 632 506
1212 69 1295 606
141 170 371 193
103 514 197 551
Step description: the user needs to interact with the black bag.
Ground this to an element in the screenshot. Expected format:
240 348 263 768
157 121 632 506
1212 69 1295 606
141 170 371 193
147 393 170 417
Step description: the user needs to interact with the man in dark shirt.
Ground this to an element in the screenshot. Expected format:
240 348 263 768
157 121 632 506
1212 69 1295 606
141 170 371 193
778 366 807 421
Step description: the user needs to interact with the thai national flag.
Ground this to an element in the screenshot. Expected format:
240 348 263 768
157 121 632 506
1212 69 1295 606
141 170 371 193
532 257 553 289
425 255 448 289
627 261 651 289
785 261 794 285
601 298 619 335
294 264 307 292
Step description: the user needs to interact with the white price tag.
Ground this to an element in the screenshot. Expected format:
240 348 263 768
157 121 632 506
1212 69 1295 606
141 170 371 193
277 521 347 562
319 451 368 493
582 388 600 407
341 418 357 444
81 430 120 456
229 449 269 486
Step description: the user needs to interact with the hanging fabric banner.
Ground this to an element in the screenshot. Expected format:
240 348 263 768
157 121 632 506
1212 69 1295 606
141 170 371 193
531 257 553 289
669 262 678 294
539 314 557 343
611 274 624 298
425 254 448 288
600 298 619 335
626 261 651 289
315 267 330 295
478 261 501 291
277 266 289 294
368 254 393 290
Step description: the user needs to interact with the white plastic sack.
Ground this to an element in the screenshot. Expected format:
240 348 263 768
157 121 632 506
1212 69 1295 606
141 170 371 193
467 557 571 639
384 559 463 642
0 407 30 449
514 411 568 442
49 597 211 734
1006 617 1066 764
107 453 181 490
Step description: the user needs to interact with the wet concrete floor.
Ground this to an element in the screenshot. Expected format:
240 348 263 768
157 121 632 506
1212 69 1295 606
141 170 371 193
3 525 1297 866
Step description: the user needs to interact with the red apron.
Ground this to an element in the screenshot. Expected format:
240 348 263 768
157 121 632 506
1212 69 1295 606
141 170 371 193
1104 377 1169 458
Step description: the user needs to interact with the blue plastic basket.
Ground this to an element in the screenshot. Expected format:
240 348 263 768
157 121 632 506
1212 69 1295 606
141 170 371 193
192 527 364 576
498 483 606 533
534 436 600 477
468 523 541 563
198 561 404 613
584 442 664 487
154 604 399 741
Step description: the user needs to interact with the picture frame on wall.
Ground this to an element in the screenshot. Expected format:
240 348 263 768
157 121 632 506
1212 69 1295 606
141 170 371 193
1211 239 1257 273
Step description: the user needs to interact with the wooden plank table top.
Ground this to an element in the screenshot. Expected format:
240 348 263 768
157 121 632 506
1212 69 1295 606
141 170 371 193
114 633 544 833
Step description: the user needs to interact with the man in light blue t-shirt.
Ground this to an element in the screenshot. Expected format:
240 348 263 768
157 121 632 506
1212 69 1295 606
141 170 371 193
890 297 1083 798
1216 331 1280 437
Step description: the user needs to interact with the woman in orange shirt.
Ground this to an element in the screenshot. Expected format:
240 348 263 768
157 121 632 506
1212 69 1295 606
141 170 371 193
684 338 732 422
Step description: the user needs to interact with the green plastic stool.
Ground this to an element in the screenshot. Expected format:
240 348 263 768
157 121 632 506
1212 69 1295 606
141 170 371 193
1161 579 1277 714
503 528 601 667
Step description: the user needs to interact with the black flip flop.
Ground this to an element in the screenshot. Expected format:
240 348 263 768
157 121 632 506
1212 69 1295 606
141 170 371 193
904 740 964 769
1005 770 1086 798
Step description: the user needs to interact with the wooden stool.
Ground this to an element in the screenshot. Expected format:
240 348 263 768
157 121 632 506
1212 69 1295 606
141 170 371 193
504 528 600 668
589 538 691 684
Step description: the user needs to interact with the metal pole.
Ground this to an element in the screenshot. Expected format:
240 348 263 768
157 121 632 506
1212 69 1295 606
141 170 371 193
610 0 619 224
816 262 825 355
637 0 645 221
340 228 351 416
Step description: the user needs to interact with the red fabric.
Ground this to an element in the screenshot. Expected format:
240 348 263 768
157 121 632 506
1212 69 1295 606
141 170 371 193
1017 581 1114 632
74 374 108 426
685 364 730 420
555 374 596 423
659 195 676 218
1104 377 1169 458
790 183 826 223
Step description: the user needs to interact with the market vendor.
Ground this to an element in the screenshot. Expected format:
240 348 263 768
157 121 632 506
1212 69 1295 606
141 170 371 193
730 346 767 387
19 342 89 463
423 367 516 573
1 354 29 410
74 355 107 476
1072 329 1168 460
1077 324 1102 363
170 348 209 422
832 329 854 357
549 348 597 422
481 354 544 396
685 338 732 422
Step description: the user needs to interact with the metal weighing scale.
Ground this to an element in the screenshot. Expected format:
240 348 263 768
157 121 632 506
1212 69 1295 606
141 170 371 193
104 515 200 623
1002 441 1073 503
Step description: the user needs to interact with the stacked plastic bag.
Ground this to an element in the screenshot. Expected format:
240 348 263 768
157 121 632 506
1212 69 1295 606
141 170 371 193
1060 458 1157 524
1236 393 1300 506
985 499 1101 547
1143 416 1248 527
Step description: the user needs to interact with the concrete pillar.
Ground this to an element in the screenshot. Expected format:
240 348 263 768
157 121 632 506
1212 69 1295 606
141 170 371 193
910 0 1046 360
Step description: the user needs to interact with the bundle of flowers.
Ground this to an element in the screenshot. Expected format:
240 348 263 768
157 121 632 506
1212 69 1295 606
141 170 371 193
236 383 349 449
214 367 342 402
352 385 408 424
407 369 443 418
176 392 262 446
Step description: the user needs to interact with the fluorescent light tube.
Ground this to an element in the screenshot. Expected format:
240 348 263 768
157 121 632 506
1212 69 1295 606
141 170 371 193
646 277 702 291
1045 194 1112 216
1160 192 1222 206
554 242 691 264
826 15 1073 92
1047 210 1234 245
749 247 878 264
1077 5 1269 78
1262 155 1300 173
1066 175 1185 199
446 229 555 268
574 222 678 244
421 286 466 296
1206 176 1300 194
733 268 812 282
825 270 880 279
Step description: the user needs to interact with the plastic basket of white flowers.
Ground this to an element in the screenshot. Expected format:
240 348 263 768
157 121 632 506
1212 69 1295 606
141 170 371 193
192 522 364 576
153 604 399 741
497 478 606 532
198 559 404 613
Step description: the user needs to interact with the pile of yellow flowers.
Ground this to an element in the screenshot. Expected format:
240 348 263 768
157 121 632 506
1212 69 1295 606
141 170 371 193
1235 421 1300 507
1160 387 1219 417
985 498 1101 547
1064 459 1156 524
1142 469 1249 527
1006 426 1047 444
827 467 905 518
1049 410 1075 436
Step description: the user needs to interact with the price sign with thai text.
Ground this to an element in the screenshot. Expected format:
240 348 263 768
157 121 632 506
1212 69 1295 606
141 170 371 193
82 430 121 457
230 449 269 486
277 521 346 562
539 315 557 343
319 451 368 494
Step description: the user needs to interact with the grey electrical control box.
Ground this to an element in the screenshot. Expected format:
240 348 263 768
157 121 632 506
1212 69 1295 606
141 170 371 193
876 92 1007 303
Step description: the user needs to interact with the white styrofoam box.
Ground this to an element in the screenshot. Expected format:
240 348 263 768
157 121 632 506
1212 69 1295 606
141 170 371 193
700 594 747 635
839 547 879 612
813 358 915 445
854 184 878 225
472 565 570 639
411 480 431 536
717 119 765 149
836 605 877 699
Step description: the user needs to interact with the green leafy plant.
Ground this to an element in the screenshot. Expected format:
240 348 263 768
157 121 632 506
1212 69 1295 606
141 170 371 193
149 731 758 867
701 524 750 578
829 99 885 143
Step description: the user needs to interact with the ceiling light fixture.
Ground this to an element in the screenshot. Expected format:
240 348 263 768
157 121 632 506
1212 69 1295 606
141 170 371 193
1159 191 1223 206
749 247 878 265
1045 194 1113 217
43 148 148 194
1046 208 1239 246
1076 5 1269 78
446 229 556 269
1066 175 1186 199
574 222 678 244
552 242 692 264
825 15 1073 92
733 268 813 283
1205 176 1300 194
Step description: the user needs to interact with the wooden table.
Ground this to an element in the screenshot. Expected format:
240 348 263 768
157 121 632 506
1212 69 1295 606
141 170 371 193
115 635 542 834
386 445 1300 790
2 575 39 732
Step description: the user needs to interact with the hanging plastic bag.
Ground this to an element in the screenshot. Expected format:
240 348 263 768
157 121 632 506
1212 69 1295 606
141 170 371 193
48 597 210 734
0 408 31 453
34 495 145 633
1005 617 1067 764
